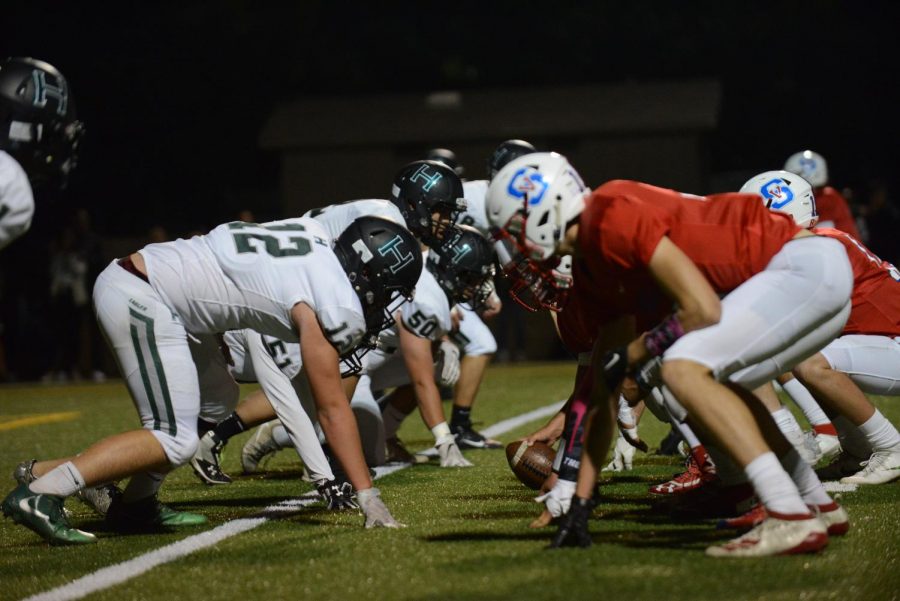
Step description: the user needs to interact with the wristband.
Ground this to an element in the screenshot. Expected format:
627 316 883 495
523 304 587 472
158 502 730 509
644 314 685 357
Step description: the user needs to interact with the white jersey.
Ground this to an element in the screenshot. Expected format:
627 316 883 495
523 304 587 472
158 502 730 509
303 198 406 241
364 259 450 372
457 179 489 236
0 151 35 251
139 217 365 355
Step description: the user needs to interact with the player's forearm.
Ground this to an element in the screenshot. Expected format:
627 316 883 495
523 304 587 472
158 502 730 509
317 403 372 490
413 380 446 430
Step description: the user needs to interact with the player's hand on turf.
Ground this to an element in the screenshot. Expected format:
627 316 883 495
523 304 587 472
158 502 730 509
434 340 461 387
617 420 648 453
548 497 594 549
602 432 636 471
534 478 576 518
316 479 358 510
436 436 473 467
357 487 405 528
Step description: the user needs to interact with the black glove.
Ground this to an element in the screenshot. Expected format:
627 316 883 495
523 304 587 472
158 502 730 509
547 496 595 549
601 346 629 391
316 479 358 510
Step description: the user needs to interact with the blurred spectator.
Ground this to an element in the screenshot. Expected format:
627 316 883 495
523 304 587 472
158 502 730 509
44 225 89 382
859 180 900 263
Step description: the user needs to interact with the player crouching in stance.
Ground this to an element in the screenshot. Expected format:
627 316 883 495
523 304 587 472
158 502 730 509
2 215 420 544
487 154 853 557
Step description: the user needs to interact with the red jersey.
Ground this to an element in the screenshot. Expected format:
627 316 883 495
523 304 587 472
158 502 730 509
814 227 900 336
815 186 859 239
577 180 801 317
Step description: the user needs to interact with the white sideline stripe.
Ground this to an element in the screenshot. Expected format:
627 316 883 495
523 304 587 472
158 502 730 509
23 401 563 601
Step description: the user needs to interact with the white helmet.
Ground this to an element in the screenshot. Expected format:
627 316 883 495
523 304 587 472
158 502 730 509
740 170 819 228
784 150 828 187
485 152 588 260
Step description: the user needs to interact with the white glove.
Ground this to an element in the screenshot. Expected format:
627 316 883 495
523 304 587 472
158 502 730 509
603 432 636 472
534 478 576 518
436 434 473 467
356 487 404 528
434 341 461 387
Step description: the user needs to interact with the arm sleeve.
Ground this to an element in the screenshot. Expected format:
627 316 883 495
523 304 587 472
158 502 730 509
245 331 334 483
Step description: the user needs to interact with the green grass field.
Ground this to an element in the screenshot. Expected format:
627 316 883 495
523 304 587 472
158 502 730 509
1 362 898 601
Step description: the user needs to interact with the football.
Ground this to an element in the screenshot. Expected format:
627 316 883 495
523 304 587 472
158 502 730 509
505 440 555 490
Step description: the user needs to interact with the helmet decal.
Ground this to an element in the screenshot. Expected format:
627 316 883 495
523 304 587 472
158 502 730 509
377 235 415 274
451 242 473 265
409 163 443 192
31 69 68 116
760 178 794 210
507 167 549 206
798 156 817 178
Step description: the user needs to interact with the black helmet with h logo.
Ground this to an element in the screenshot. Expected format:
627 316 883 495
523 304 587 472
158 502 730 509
428 224 496 311
333 216 423 372
390 160 466 246
0 57 84 189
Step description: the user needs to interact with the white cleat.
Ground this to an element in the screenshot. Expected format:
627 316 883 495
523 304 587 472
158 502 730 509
241 421 283 474
840 447 900 485
784 429 822 465
706 512 828 558
814 433 842 463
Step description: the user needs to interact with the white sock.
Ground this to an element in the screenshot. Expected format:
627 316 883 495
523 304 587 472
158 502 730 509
858 410 900 451
382 404 408 440
780 449 832 506
122 471 165 503
744 452 808 515
782 379 831 427
771 407 803 434
833 415 873 458
272 424 291 448
673 420 702 449
28 462 85 496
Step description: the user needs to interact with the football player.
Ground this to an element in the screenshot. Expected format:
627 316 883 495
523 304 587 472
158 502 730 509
785 150 860 238
189 160 468 477
2 215 420 544
426 140 537 449
357 225 496 467
743 171 900 486
0 57 83 250
487 153 852 557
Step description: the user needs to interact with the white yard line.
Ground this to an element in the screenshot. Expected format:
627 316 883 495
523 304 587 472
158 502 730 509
23 401 562 601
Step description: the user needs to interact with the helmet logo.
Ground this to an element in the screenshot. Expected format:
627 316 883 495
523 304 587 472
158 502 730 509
451 243 472 265
378 235 415 274
798 157 817 178
760 179 794 209
507 167 548 206
31 70 68 116
409 164 443 192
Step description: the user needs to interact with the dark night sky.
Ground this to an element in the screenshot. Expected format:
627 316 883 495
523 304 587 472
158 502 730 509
5 1 900 238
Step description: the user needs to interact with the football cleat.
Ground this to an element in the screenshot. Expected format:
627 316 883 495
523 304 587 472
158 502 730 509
451 422 502 450
840 447 900 485
815 451 868 481
75 483 122 517
105 494 207 532
783 428 822 465
719 501 848 537
385 436 416 464
815 433 842 463
649 451 717 495
2 483 96 545
241 420 283 474
706 512 828 558
13 459 37 485
665 481 756 520
190 431 232 485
